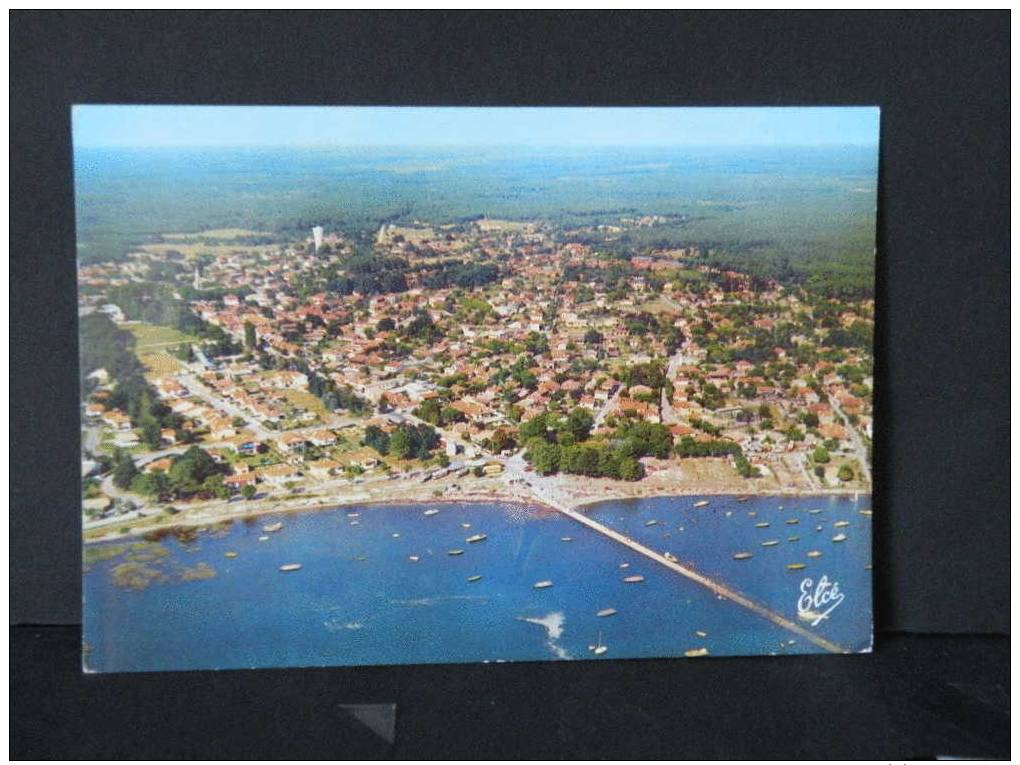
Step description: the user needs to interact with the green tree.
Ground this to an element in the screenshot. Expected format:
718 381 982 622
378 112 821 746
617 456 645 481
812 446 831 464
388 427 415 459
241 483 257 500
112 453 139 490
837 464 855 482
528 443 561 475
562 407 594 443
244 320 257 350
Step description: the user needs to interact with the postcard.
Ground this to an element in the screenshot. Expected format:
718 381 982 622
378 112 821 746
76 106 877 672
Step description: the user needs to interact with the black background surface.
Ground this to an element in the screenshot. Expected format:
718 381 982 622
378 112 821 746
11 10 1010 760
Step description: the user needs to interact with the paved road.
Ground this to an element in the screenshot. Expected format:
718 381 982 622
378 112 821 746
592 384 622 430
177 371 274 441
660 342 695 425
828 395 872 486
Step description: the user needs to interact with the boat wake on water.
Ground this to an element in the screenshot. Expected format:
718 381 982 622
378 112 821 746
389 595 489 607
518 611 571 660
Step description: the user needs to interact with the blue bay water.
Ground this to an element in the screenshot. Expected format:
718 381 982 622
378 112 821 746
83 495 872 672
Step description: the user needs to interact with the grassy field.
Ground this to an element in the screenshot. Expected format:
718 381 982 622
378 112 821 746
120 322 200 351
277 388 328 418
139 351 183 377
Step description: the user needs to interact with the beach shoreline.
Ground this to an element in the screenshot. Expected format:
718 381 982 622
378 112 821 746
83 472 868 545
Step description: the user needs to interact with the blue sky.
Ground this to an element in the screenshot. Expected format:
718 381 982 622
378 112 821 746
72 105 879 148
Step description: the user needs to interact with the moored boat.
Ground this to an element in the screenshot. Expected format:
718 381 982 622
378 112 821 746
834 520 850 528
733 551 753 560
786 562 807 570
533 580 554 589
279 563 302 572
693 500 710 508
263 522 284 533
448 549 465 556
761 540 780 547
423 508 439 516
466 533 487 543
224 551 238 558
596 608 617 617
664 551 679 562
806 550 823 558
467 574 483 582
685 647 709 657
623 574 645 583
832 533 847 542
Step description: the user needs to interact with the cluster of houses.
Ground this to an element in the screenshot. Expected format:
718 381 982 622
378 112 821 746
81 219 874 499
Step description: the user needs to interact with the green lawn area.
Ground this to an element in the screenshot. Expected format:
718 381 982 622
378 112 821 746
283 389 329 417
119 322 200 351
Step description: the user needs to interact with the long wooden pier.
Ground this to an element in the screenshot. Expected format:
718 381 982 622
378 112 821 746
548 499 850 654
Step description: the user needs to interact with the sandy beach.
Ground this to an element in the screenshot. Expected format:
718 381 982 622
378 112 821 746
83 460 867 545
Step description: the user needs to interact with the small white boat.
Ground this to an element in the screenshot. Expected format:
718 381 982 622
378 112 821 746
619 562 630 569
695 630 708 638
448 549 464 556
561 536 573 542
755 521 770 528
461 523 472 529
685 647 709 658
278 563 302 572
808 509 823 515
597 608 617 617
391 533 400 538
263 522 284 533
834 520 850 528
664 551 679 563
737 496 750 503
761 540 780 547
733 552 753 560
466 533 487 543
859 509 873 516
350 520 360 526
807 550 823 558
468 574 483 582
423 508 440 516
623 574 645 583
644 519 659 527
786 518 800 525
408 555 420 562
694 500 710 508
589 632 608 655
257 535 269 542
533 580 554 589
224 551 238 559
788 536 800 542
347 512 359 518
787 562 807 570
832 533 847 543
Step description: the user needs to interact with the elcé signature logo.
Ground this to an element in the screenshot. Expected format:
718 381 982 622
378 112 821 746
796 574 844 626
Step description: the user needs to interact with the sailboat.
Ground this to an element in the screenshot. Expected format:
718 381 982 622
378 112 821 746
589 631 608 655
